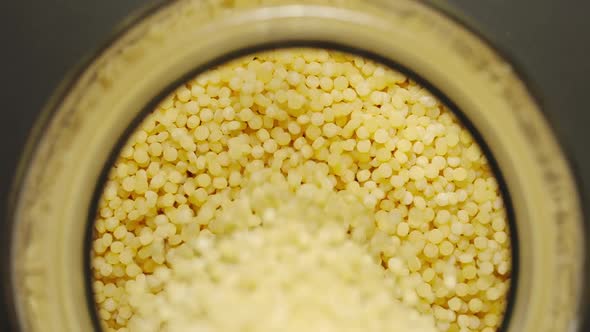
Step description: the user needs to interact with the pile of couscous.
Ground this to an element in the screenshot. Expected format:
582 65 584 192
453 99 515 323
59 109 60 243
91 48 511 332
121 171 438 332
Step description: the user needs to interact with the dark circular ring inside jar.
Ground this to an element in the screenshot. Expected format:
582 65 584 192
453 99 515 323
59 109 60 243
88 47 515 332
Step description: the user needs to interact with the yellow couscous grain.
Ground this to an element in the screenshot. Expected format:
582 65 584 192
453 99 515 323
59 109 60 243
92 49 511 332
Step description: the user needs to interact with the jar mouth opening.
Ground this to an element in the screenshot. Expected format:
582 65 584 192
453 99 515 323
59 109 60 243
84 42 518 332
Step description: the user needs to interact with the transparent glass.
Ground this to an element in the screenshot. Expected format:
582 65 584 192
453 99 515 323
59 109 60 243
8 0 584 332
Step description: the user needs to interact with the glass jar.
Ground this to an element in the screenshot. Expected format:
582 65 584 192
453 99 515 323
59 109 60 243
8 0 585 331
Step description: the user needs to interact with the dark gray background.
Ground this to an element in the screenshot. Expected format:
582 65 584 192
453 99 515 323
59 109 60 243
0 0 588 331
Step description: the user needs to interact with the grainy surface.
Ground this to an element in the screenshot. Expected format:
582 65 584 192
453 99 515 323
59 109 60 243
0 0 588 331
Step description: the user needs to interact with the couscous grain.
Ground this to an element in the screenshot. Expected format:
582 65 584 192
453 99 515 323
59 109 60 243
92 48 511 332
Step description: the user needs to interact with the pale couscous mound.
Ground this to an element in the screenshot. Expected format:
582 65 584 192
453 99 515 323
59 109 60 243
91 49 511 332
